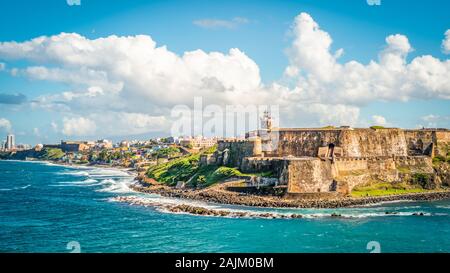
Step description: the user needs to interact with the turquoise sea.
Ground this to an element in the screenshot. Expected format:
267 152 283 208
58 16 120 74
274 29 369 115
0 160 449 253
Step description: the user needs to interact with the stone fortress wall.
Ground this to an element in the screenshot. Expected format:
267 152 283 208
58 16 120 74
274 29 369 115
213 127 450 196
268 128 441 158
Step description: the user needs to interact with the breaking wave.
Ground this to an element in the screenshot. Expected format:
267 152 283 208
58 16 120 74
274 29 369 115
110 195 444 219
0 184 31 191
51 165 136 194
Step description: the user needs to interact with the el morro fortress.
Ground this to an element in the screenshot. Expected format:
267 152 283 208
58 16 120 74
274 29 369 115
204 114 450 198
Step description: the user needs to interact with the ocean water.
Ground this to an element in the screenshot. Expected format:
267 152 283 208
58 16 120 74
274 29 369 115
0 160 449 253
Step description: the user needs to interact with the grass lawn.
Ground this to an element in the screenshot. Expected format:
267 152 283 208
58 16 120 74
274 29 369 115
351 182 429 197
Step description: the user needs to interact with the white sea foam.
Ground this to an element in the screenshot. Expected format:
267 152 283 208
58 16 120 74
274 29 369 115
349 199 417 208
95 178 135 193
50 184 96 187
88 169 130 177
48 163 137 192
55 180 107 187
51 175 133 189
109 194 439 219
0 184 31 191
304 211 431 219
434 213 449 216
58 178 99 185
59 170 90 176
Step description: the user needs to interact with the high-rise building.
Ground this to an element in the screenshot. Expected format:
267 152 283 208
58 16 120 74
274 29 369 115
5 134 15 150
0 140 5 151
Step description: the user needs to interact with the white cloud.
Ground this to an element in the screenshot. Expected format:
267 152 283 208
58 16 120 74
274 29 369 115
285 12 450 105
10 68 18 76
193 17 249 29
0 13 448 137
442 29 450 54
286 12 341 82
304 103 360 126
50 121 58 132
0 62 5 71
422 114 439 122
0 33 263 136
66 0 81 6
22 66 123 93
89 112 168 136
421 114 450 128
371 115 387 126
284 65 299 77
0 33 261 109
60 112 167 137
0 118 12 132
62 116 96 136
33 127 40 136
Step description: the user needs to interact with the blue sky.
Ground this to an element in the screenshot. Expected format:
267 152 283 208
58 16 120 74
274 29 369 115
0 0 449 145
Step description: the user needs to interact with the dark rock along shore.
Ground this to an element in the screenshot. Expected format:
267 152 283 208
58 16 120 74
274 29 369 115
130 181 450 209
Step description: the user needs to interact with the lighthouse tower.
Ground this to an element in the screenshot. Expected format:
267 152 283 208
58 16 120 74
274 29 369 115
261 110 272 130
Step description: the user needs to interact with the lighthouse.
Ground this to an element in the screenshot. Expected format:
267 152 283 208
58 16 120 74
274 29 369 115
261 110 272 130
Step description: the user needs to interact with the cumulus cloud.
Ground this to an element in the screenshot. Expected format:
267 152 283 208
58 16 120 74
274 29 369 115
286 12 341 82
285 12 450 105
88 112 168 136
0 118 12 132
59 112 167 137
62 116 96 136
33 127 41 137
0 33 264 136
420 114 450 128
22 66 123 93
443 29 450 54
193 17 249 29
0 12 448 137
0 33 262 108
372 115 387 126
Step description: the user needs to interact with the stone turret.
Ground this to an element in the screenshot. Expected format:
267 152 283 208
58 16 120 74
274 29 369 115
261 110 272 130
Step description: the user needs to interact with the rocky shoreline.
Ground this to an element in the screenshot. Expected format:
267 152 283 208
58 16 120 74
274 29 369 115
131 180 450 209
113 196 306 219
113 194 431 219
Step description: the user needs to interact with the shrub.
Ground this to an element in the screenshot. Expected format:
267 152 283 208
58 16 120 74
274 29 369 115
208 167 241 181
433 155 446 164
202 144 217 155
411 173 435 189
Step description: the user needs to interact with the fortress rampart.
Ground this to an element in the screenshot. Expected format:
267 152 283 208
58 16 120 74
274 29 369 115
215 128 449 196
268 128 448 158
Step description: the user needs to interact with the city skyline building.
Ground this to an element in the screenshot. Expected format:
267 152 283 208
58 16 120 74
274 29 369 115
5 134 15 150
